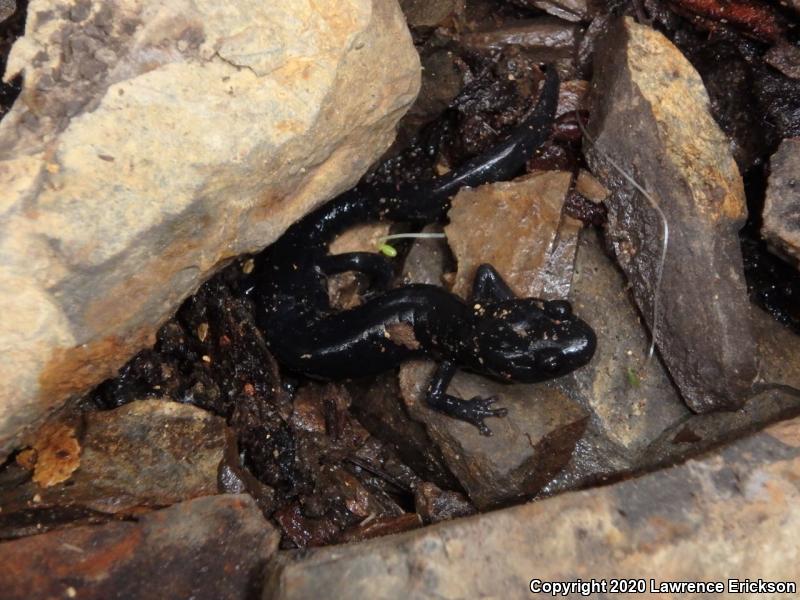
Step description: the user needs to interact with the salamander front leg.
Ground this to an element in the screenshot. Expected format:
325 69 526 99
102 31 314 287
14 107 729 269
471 263 516 303
425 360 508 436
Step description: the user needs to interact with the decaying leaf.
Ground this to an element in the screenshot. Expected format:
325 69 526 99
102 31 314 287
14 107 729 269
29 422 81 487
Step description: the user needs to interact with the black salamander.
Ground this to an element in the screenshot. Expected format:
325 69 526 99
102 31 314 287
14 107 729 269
252 68 596 435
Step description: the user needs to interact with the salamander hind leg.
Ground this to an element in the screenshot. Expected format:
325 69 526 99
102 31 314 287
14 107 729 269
425 361 508 436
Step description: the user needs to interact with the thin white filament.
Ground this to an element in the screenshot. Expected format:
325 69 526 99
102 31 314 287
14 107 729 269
575 112 670 366
379 233 447 242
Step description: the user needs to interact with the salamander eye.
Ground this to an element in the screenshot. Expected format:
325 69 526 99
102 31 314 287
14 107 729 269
544 300 572 319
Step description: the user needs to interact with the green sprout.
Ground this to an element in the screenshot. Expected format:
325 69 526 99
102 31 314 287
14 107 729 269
378 243 398 257
626 366 641 388
376 232 446 258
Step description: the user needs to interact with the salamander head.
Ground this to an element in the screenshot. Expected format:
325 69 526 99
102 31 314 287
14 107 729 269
469 298 596 382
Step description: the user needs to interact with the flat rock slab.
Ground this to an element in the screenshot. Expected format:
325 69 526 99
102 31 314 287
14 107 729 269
563 229 690 458
264 416 800 599
585 17 756 412
0 399 241 518
399 361 588 509
0 0 420 459
0 494 278 600
763 138 800 262
445 170 580 300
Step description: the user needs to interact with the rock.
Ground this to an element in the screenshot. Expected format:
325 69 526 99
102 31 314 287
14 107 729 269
585 17 756 413
445 171 580 300
646 387 800 469
510 0 591 22
0 0 14 23
561 229 690 457
552 274 800 493
564 300 800 478
396 48 464 145
459 17 579 59
328 222 393 309
537 430 632 496
764 43 800 80
781 0 800 15
0 0 420 459
336 513 422 543
264 416 800 598
555 79 588 120
573 169 608 203
23 419 81 488
399 0 464 29
399 362 588 509
400 224 451 286
0 399 249 521
413 481 476 523
762 138 800 262
753 304 800 392
0 494 278 600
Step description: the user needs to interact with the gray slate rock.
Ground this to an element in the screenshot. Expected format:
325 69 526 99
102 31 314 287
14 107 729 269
584 17 757 413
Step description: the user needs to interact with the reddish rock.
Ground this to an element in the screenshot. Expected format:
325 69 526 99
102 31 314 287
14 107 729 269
0 494 278 600
445 171 581 300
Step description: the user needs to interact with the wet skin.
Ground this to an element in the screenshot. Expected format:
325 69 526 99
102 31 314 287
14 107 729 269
251 68 596 435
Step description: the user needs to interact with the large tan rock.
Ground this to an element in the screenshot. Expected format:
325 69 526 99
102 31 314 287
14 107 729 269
0 0 420 457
